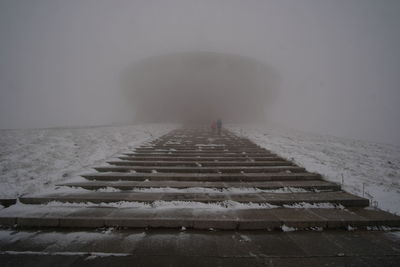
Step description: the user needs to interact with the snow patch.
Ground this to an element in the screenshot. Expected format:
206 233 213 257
283 202 345 209
129 186 310 194
96 187 121 193
281 225 297 232
239 234 251 242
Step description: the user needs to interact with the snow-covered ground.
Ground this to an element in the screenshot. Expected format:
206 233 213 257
0 124 175 199
228 124 400 215
1 123 399 216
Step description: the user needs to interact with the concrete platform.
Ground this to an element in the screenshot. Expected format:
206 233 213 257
0 229 399 266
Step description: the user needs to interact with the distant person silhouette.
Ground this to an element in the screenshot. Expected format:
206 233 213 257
211 121 217 133
216 119 222 135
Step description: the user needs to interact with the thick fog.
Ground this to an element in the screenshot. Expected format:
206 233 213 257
1 0 399 145
120 52 279 122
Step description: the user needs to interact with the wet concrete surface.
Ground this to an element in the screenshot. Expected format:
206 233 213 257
0 228 399 266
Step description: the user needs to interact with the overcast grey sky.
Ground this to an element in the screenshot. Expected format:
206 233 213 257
0 0 399 145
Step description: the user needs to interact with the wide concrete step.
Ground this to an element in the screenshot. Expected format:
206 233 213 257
150 144 245 147
82 172 321 181
18 191 369 207
107 160 293 167
123 153 276 158
134 149 269 153
93 166 305 173
147 142 255 145
139 145 258 149
118 156 284 161
58 180 341 190
1 205 398 230
135 147 264 151
161 139 253 141
149 141 255 145
149 143 257 147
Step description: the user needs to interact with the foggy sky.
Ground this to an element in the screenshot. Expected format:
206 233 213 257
1 0 400 145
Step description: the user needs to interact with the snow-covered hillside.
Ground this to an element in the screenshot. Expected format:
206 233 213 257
0 124 175 199
228 124 400 215
1 123 399 216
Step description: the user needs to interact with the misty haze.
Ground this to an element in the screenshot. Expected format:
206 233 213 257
121 51 279 122
0 0 399 266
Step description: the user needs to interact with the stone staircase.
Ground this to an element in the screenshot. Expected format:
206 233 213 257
1 128 399 230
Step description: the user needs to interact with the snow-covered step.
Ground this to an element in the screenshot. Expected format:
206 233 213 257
118 155 284 162
153 139 253 142
57 180 341 191
123 152 276 159
93 166 305 173
18 191 369 207
0 199 17 207
1 205 398 230
149 145 258 149
118 156 284 161
150 146 258 148
134 146 263 149
82 172 321 181
150 140 254 144
133 148 271 153
107 160 293 167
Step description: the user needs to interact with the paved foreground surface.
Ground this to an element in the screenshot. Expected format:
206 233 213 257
0 229 400 266
0 127 399 266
